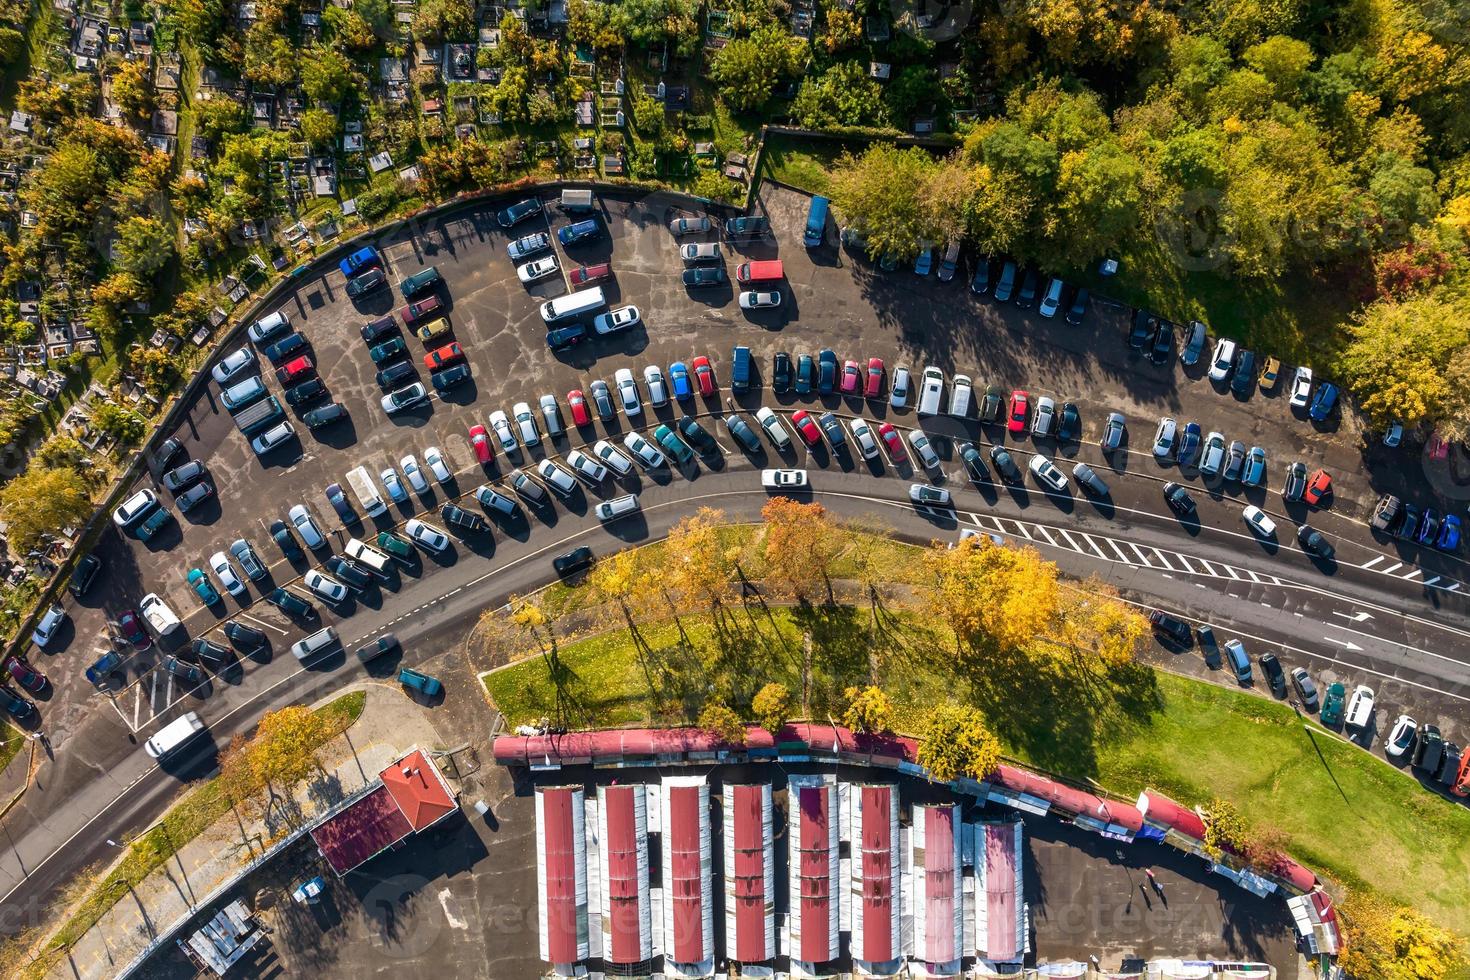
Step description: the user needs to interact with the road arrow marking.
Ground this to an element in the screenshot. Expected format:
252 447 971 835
1324 637 1364 652
1332 611 1374 623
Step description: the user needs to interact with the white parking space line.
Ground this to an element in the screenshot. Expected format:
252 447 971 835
1057 528 1082 552
1382 562 1402 574
1106 539 1130 563
1223 564 1242 580
1081 534 1110 560
1197 558 1218 576
1128 543 1152 566
1425 575 1441 586
1174 555 1197 574
1150 549 1173 570
238 611 286 635
1361 555 1385 569
1035 525 1058 546
1014 523 1033 540
1402 568 1422 580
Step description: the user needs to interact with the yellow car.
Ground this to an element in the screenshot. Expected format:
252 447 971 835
1258 355 1280 392
415 317 450 342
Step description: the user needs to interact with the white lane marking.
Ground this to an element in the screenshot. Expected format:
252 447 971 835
1223 564 1241 580
1106 539 1130 562
1081 534 1109 560
1150 549 1173 571
1174 555 1197 574
1057 528 1080 552
1129 543 1152 566
1015 523 1034 540
1402 569 1422 580
237 612 286 635
1247 570 1262 584
1197 558 1218 576
1425 576 1440 586
1324 637 1365 652
1361 555 1385 569
1382 562 1403 574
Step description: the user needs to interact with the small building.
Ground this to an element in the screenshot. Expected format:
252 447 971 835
308 749 457 877
850 783 902 976
910 802 963 978
536 785 596 974
723 783 776 970
598 783 653 970
973 820 1027 969
662 776 714 978
788 773 840 976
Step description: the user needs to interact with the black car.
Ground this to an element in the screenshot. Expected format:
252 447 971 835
325 555 374 591
979 385 1004 424
989 445 1022 483
1259 652 1286 697
1014 267 1039 308
440 503 490 535
817 412 846 449
1072 462 1110 497
150 436 185 477
1128 310 1154 349
1163 482 1196 516
682 266 726 288
725 415 761 453
553 546 594 577
161 655 204 684
176 480 214 513
678 416 718 454
265 587 315 619
190 637 232 669
262 331 307 363
375 360 416 389
1 687 35 721
1297 524 1335 559
1151 320 1173 362
345 267 386 298
1413 723 1444 773
223 620 267 649
1437 744 1464 787
285 377 327 407
1065 287 1090 325
68 554 101 598
960 443 987 481
772 352 793 393
1231 350 1256 395
356 633 400 665
269 520 305 562
546 324 588 351
1057 402 1080 442
360 315 398 343
431 363 472 392
161 459 206 494
1148 610 1192 645
304 402 347 428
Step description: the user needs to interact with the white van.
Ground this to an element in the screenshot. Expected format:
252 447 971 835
540 286 606 323
1345 685 1376 729
291 626 339 661
140 593 182 637
559 189 595 211
917 366 945 416
344 537 392 573
144 712 205 759
949 374 973 419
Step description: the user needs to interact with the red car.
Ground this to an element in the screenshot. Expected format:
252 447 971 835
424 342 464 370
1303 469 1332 506
567 389 591 427
1007 390 1029 434
399 293 443 326
275 355 314 384
791 410 822 447
878 422 904 462
469 424 491 464
865 357 885 398
692 356 715 396
568 262 612 286
117 609 151 649
4 655 46 694
840 360 861 394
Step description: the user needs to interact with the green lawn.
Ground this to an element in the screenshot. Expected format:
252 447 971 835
758 132 863 197
485 614 1470 927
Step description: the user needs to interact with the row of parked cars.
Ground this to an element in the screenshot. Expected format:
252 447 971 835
1370 491 1461 552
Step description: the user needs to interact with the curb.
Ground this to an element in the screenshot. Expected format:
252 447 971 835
0 740 38 822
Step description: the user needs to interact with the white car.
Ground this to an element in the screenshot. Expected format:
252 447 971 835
380 468 407 503
114 488 159 528
849 418 879 460
593 305 641 335
31 604 66 647
668 216 711 236
516 255 559 283
762 468 808 490
381 383 427 414
594 494 640 522
211 346 255 385
566 449 609 484
1242 504 1277 537
1032 396 1056 437
1029 454 1070 493
754 407 792 449
288 504 325 549
907 430 940 470
489 410 517 453
404 518 449 553
739 290 781 310
400 454 429 493
918 366 944 415
643 365 669 407
890 367 911 409
536 458 578 498
910 483 951 507
1384 714 1417 758
424 446 452 484
622 431 665 470
303 568 348 603
1289 366 1313 408
592 439 633 476
1152 417 1177 457
513 401 540 447
1345 684 1376 729
1207 338 1237 383
209 552 246 598
950 373 973 418
614 368 641 416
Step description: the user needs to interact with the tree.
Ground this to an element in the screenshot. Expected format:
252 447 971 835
665 507 737 621
710 26 799 113
831 144 938 262
841 685 891 734
244 34 298 87
1339 890 1466 980
0 27 23 65
300 108 340 148
324 7 378 50
822 7 861 53
110 60 154 120
917 702 1001 782
300 47 356 105
415 0 475 41
113 217 175 278
0 466 93 554
792 61 886 129
1338 293 1470 427
760 497 839 602
90 402 146 443
250 706 333 819
752 682 793 733
1200 798 1250 860
697 701 745 743
692 169 738 205
1043 575 1148 670
193 99 249 144
921 536 1059 664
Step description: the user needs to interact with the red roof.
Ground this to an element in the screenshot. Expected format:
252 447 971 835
311 784 413 875
666 782 706 964
919 804 959 964
538 787 581 964
983 824 1020 961
1278 857 1318 892
730 784 770 962
796 783 834 963
1137 789 1208 839
859 784 895 962
603 786 645 964
380 749 456 831
777 722 921 765
994 765 1144 831
493 726 774 765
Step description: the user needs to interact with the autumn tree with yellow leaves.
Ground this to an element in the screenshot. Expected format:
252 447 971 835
918 702 1002 782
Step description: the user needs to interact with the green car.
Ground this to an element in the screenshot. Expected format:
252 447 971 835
399 667 442 697
1320 682 1346 726
187 568 220 606
653 424 695 465
134 508 172 541
369 337 406 364
376 531 415 562
399 266 442 298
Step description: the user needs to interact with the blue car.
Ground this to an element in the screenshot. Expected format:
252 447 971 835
557 219 602 246
914 249 934 276
85 650 124 686
545 324 588 351
1309 381 1339 422
1416 509 1441 546
817 349 838 394
1175 422 1202 467
339 246 380 278
187 568 220 606
399 667 443 697
262 332 307 363
669 361 692 400
795 355 814 394
1438 514 1461 552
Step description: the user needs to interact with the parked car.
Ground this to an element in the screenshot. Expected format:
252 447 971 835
1259 653 1286 697
1242 505 1277 538
1385 715 1417 759
1320 682 1346 726
1029 454 1069 493
1163 482 1196 516
1291 667 1319 710
1208 338 1237 383
1223 639 1252 683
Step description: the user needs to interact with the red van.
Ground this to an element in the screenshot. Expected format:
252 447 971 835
736 259 784 284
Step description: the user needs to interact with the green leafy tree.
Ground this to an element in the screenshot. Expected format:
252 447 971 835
300 108 340 148
301 46 356 105
1340 890 1467 980
244 33 298 87
793 61 885 129
0 467 93 554
113 217 175 278
324 7 378 50
831 144 938 261
415 0 475 41
193 99 249 144
710 26 800 113
90 402 146 443
174 0 228 55
1368 152 1440 233
752 682 794 734
692 169 737 204
821 7 861 53
917 702 1002 782
0 27 23 65
841 685 892 734
110 60 154 119
1338 293 1470 427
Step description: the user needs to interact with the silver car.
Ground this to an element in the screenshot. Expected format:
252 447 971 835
1101 412 1126 452
849 418 880 460
513 401 540 446
1198 431 1227 476
489 410 517 454
680 242 721 263
566 449 608 484
1223 440 1246 481
592 439 633 476
1032 396 1056 437
1152 417 1177 457
643 365 669 407
288 504 325 549
537 458 578 497
622 431 666 470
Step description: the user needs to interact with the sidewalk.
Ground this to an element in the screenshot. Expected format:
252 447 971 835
43 685 442 980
